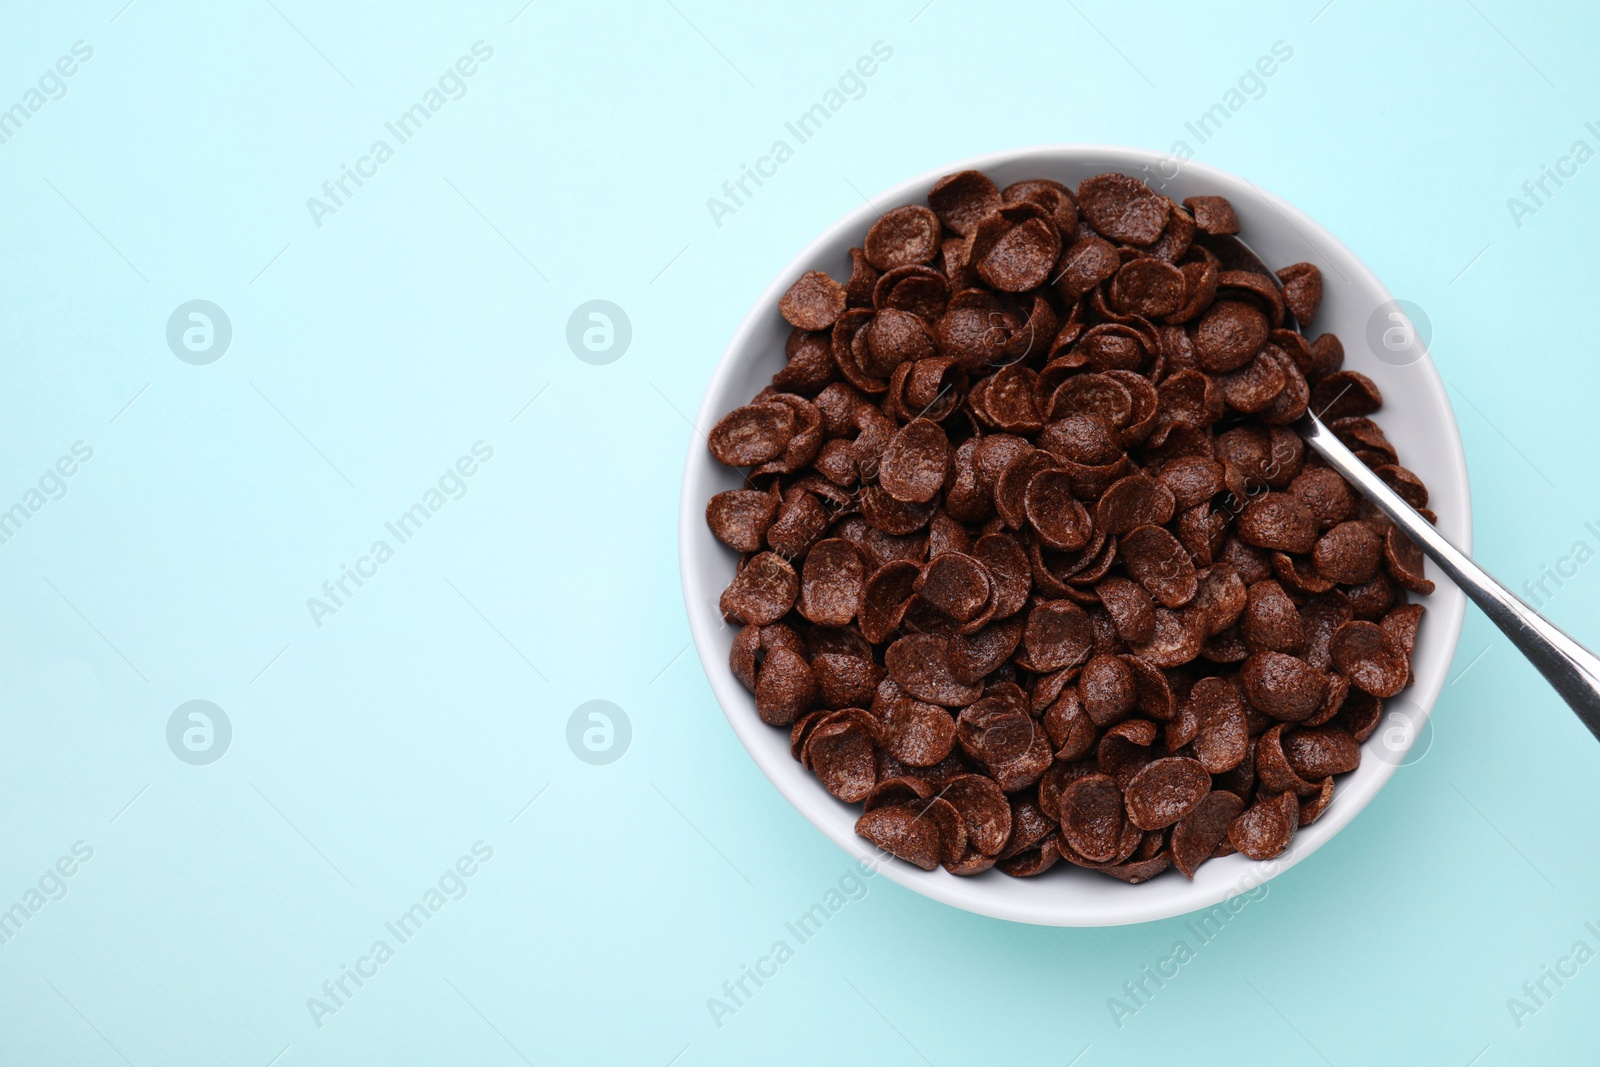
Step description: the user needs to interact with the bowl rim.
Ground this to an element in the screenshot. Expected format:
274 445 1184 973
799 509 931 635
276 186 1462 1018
678 143 1470 926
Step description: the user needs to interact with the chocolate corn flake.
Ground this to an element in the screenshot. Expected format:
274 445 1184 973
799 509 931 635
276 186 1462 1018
798 538 864 627
1189 676 1249 774
1382 602 1425 664
780 270 848 331
1218 270 1285 328
1284 727 1361 779
777 329 836 395
1131 606 1207 668
1102 852 1171 884
1079 654 1137 726
1194 301 1269 373
709 403 795 466
999 833 1063 876
766 488 829 558
873 681 958 768
1329 620 1409 698
1110 257 1186 318
1123 654 1175 722
858 559 918 644
1191 563 1247 635
1054 235 1122 302
1023 600 1095 672
977 217 1061 293
706 488 779 553
1125 757 1211 830
1311 370 1382 421
856 805 941 869
1096 575 1157 646
1172 789 1245 878
915 795 969 865
720 552 798 626
1004 179 1079 233
940 773 1013 856
865 205 942 271
1308 333 1345 377
1290 468 1357 528
1061 815 1143 871
928 170 1002 237
1242 579 1305 654
1025 468 1094 551
1098 719 1157 787
813 658 883 713
707 169 1432 885
1096 473 1177 535
877 419 952 504
1384 525 1435 595
1217 346 1288 413
1121 524 1198 609
915 552 993 623
1276 263 1323 328
1182 196 1240 236
1059 773 1128 862
1256 723 1321 797
1228 789 1299 860
1078 174 1169 246
1313 520 1383 585
865 774 932 811
844 248 879 307
1298 776 1336 825
948 615 1024 686
886 633 984 706
1237 493 1320 555
1241 650 1329 722
805 718 877 802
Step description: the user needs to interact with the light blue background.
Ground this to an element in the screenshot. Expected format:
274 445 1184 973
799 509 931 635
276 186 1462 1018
1 0 1596 1063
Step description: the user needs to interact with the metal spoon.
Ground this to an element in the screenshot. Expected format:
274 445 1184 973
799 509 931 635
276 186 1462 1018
1212 234 1600 740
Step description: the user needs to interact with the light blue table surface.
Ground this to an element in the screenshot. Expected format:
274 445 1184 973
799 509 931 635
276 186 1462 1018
2 1 1598 1063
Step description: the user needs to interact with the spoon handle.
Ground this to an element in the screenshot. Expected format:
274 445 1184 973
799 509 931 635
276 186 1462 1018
1294 412 1600 741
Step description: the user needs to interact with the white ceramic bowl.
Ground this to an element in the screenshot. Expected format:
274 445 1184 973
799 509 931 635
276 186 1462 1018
679 145 1469 926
